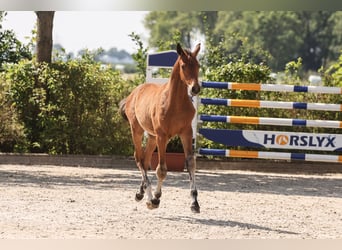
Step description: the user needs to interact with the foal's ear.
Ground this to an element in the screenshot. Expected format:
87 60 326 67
176 43 185 56
193 43 201 57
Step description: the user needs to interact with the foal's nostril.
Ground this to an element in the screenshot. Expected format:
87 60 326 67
191 85 201 95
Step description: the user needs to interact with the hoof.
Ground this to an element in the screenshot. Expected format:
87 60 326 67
154 192 162 199
152 198 160 206
191 201 200 213
146 198 160 210
135 192 144 202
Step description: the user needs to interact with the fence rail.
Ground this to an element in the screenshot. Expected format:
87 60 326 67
200 98 342 111
201 81 342 94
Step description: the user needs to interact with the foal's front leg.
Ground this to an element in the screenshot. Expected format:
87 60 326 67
151 135 168 208
180 131 200 213
186 153 200 213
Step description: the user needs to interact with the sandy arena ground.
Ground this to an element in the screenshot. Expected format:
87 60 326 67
0 164 341 239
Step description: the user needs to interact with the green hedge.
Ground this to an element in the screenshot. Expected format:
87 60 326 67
0 73 26 151
2 56 136 155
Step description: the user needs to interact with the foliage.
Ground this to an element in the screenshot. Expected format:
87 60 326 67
296 11 337 71
97 47 132 61
213 11 340 71
202 30 272 82
166 136 184 153
323 51 342 86
0 12 32 71
4 54 136 155
205 61 271 83
129 32 148 81
0 73 27 152
144 11 200 49
144 11 342 72
331 12 342 56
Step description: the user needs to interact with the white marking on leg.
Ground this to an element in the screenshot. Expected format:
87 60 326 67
154 163 167 198
186 154 200 212
142 170 153 202
145 184 153 201
187 155 197 190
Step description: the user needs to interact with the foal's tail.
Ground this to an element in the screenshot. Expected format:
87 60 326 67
119 98 128 121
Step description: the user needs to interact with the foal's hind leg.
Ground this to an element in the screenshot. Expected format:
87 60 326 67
180 130 200 213
130 126 153 204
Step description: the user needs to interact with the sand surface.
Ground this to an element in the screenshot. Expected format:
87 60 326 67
0 164 341 239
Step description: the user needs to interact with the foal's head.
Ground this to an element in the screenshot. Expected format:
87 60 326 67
176 43 201 96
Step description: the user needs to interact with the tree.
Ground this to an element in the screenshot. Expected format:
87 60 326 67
143 11 342 72
35 11 55 63
212 11 340 71
198 12 218 33
296 11 336 71
144 11 200 49
331 11 342 57
211 11 272 66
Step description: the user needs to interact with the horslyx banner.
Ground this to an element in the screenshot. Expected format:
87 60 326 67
199 128 342 152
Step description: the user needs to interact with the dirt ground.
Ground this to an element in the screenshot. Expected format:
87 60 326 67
0 164 341 239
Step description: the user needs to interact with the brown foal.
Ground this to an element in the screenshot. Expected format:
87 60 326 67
120 43 201 213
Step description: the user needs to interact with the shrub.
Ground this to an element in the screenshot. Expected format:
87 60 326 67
323 52 342 87
6 55 136 155
0 73 27 152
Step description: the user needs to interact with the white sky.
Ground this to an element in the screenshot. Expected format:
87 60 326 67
2 11 149 54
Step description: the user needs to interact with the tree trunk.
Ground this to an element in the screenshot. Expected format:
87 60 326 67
35 11 55 63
